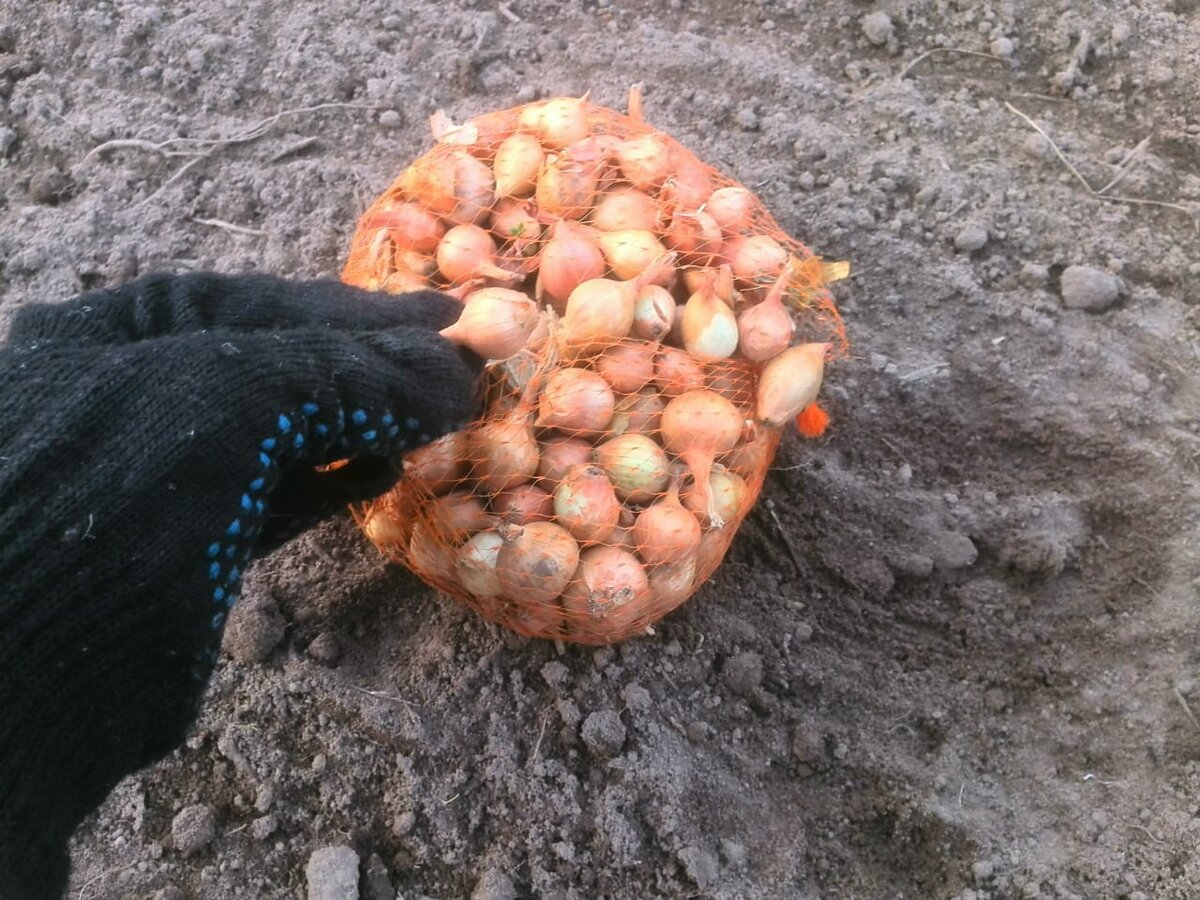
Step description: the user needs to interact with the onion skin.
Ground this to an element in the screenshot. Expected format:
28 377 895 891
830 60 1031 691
632 482 702 568
456 530 505 598
595 433 672 503
661 390 743 528
493 132 544 198
403 432 467 495
496 521 580 605
469 413 540 492
562 545 652 639
439 287 539 360
536 220 606 311
536 368 615 436
553 464 621 544
655 346 707 397
536 436 595 489
756 342 829 427
595 342 656 394
494 484 554 525
631 284 675 342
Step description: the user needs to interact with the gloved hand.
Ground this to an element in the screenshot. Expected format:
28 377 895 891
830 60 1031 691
0 272 482 900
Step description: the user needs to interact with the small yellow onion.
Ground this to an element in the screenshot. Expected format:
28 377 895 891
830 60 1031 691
654 346 706 397
595 342 656 394
665 303 688 347
703 186 755 235
536 367 615 436
536 436 595 490
595 433 672 503
436 224 512 284
681 268 739 361
736 269 795 363
380 270 431 294
517 101 546 133
631 284 675 342
493 132 544 198
681 465 749 529
491 198 542 251
662 146 714 209
361 506 407 547
396 249 438 278
591 187 661 232
409 521 460 587
536 220 606 312
648 554 698 616
536 96 592 149
561 253 677 350
536 153 601 219
493 484 554 525
439 287 539 360
403 432 467 495
360 200 446 253
731 234 789 287
563 545 652 640
428 490 496 544
495 521 580 605
632 479 702 568
756 342 829 427
660 390 743 528
725 423 774 478
615 134 671 191
553 464 621 544
456 530 505 598
707 364 758 412
663 208 722 267
594 229 671 282
469 388 540 492
609 390 666 437
407 150 495 226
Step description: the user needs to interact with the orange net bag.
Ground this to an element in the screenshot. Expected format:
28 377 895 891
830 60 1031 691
342 89 848 645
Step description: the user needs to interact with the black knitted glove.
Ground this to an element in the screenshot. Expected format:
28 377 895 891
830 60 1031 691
0 273 481 900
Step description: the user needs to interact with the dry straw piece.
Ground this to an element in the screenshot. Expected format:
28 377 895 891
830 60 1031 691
342 88 849 644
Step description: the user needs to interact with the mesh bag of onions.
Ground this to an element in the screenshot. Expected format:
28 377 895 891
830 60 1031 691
341 88 848 645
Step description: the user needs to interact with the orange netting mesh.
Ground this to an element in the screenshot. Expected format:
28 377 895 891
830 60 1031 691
341 89 847 645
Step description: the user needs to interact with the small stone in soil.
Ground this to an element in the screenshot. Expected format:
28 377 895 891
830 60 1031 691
954 222 989 253
678 845 720 889
1022 132 1050 158
581 710 626 757
861 11 894 46
171 804 216 858
471 868 516 900
305 845 360 900
307 632 341 664
1060 265 1120 312
222 598 286 664
722 652 764 696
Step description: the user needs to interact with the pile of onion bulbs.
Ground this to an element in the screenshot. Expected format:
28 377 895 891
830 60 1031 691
342 88 848 645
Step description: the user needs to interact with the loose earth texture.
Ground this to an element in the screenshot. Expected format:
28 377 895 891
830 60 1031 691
2 2 1199 898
